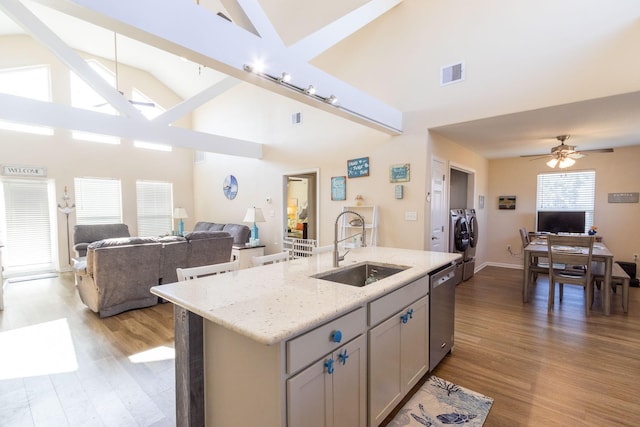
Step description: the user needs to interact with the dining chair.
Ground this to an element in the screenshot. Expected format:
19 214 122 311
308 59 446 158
252 251 290 267
546 235 595 314
520 228 557 285
176 260 239 281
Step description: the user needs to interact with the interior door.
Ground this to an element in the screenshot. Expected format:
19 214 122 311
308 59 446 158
429 159 446 252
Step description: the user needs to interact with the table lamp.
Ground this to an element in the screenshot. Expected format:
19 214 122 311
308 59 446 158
243 207 266 245
173 207 188 236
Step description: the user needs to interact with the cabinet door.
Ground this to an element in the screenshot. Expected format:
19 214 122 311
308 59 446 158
401 295 429 391
287 336 366 427
369 295 430 426
369 313 403 426
333 335 366 427
287 356 332 427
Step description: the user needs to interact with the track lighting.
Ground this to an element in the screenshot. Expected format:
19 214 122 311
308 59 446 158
278 72 291 83
242 63 340 108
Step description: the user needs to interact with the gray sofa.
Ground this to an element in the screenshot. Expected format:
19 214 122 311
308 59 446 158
194 221 251 245
73 231 233 317
73 223 130 257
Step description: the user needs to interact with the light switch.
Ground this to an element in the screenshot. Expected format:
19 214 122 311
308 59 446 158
405 211 417 221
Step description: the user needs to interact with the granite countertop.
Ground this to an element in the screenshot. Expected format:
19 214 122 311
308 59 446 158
151 246 461 345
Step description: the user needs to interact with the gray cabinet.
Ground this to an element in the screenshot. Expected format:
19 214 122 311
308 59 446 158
287 334 367 427
368 276 429 426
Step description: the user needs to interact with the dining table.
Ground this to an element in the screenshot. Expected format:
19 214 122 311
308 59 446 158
523 236 615 315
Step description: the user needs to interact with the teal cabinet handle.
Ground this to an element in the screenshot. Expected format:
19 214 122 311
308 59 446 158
324 358 334 374
338 349 349 365
331 330 342 343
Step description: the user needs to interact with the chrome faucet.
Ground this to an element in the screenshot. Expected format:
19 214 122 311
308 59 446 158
334 210 367 267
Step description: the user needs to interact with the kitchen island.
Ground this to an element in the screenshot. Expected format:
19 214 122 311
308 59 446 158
152 246 461 427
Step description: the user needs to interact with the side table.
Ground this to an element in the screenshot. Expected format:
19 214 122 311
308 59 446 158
231 244 265 269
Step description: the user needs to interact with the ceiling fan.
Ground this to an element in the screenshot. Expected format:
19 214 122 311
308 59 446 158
522 135 613 168
94 33 156 108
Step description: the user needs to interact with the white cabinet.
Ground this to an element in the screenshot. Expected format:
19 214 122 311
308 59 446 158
287 334 366 427
340 205 378 247
368 277 429 426
286 307 367 427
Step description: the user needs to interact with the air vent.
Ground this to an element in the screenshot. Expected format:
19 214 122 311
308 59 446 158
194 150 205 164
441 62 465 86
292 112 303 126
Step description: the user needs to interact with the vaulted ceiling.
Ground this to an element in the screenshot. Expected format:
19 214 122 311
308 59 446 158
1 0 640 158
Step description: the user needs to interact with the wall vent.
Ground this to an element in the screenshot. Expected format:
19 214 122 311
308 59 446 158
441 62 465 86
292 112 303 126
194 150 205 164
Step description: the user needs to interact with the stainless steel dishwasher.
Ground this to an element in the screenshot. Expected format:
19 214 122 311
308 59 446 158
429 261 460 371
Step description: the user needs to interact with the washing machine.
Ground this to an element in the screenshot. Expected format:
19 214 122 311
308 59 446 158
463 208 478 280
449 209 468 285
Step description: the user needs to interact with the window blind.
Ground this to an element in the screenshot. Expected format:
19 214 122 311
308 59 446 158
136 180 173 237
74 177 122 225
536 170 596 232
1 179 55 273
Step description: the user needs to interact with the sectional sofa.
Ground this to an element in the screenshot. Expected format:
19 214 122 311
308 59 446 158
73 231 233 317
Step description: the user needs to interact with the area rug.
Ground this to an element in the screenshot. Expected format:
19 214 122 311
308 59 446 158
388 376 493 426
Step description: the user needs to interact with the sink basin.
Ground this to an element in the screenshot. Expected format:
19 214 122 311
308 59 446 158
312 262 410 287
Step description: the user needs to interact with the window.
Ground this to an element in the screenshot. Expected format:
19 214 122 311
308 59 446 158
0 65 53 135
136 180 173 237
536 170 596 233
0 179 56 275
70 60 120 144
74 177 122 225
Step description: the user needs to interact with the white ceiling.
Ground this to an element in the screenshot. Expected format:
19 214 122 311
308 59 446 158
2 0 640 159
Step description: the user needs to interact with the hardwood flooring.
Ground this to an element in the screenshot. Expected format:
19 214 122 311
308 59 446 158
1 267 639 426
0 273 175 427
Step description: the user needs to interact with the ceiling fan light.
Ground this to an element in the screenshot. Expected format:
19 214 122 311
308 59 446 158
546 158 559 168
558 157 576 168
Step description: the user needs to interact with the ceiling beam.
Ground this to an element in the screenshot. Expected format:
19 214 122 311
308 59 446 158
0 0 145 120
31 0 403 134
0 93 263 158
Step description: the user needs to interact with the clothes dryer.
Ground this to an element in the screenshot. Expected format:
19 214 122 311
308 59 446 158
463 209 478 280
449 209 469 257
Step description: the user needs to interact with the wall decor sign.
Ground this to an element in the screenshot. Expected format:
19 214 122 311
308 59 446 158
347 157 369 178
2 165 46 177
498 195 516 210
389 164 410 182
608 192 639 203
331 176 346 201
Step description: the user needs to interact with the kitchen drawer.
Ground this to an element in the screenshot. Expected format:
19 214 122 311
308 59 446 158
287 306 366 375
369 275 428 327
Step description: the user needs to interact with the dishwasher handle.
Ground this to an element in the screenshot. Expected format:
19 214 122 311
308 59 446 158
431 265 457 289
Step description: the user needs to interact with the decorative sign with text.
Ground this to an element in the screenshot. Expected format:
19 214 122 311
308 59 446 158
2 165 47 177
347 157 369 178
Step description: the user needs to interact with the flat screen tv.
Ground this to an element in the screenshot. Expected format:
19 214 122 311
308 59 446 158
536 211 586 234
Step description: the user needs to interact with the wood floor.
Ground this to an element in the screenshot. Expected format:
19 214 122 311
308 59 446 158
1 266 639 426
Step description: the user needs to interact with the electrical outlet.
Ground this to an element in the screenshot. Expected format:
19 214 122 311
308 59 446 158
634 253 638 262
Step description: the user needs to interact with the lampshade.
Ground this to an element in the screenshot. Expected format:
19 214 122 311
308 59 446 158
243 207 266 223
546 158 559 168
173 207 188 219
558 157 575 168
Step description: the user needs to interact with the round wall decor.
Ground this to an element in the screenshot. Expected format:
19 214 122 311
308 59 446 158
223 175 238 200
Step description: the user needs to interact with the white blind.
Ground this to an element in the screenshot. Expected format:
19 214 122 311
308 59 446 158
1 179 55 272
136 180 173 237
536 170 596 232
74 177 122 225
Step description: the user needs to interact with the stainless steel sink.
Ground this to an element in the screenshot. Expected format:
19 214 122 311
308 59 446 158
312 262 410 287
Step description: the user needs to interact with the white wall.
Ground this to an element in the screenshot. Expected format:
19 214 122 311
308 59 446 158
193 84 429 254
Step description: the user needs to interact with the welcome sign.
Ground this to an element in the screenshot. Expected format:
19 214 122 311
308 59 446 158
2 165 47 177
